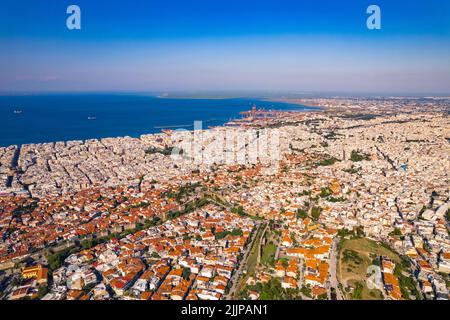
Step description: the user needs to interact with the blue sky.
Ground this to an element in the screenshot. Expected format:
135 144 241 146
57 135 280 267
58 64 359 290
1 0 449 94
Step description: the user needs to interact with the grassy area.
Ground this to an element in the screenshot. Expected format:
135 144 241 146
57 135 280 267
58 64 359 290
233 224 266 298
246 225 265 276
347 279 384 300
260 226 278 266
337 237 402 300
242 278 302 300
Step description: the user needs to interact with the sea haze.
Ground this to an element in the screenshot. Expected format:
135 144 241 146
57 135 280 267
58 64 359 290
0 94 317 147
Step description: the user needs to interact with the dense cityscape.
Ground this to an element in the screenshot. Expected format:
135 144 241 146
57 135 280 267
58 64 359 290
0 97 449 301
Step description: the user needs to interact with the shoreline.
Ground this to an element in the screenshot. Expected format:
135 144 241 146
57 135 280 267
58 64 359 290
0 102 321 149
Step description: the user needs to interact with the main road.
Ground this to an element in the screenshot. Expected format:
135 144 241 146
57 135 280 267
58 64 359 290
224 221 265 299
328 237 345 300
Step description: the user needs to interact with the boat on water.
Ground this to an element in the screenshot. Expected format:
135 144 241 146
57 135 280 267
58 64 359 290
13 110 23 114
87 116 96 120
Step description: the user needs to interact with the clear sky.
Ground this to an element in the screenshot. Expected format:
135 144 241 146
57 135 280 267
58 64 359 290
1 0 450 94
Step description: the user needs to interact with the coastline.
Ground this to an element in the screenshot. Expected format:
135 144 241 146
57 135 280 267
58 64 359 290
0 95 319 148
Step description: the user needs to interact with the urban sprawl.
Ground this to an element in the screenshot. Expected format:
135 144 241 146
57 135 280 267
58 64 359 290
0 97 449 301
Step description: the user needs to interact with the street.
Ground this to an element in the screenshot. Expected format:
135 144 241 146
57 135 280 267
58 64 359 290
328 237 345 300
224 221 264 299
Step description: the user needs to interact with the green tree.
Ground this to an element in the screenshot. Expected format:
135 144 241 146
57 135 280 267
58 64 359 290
350 150 369 162
389 228 402 236
296 208 307 220
311 206 322 221
319 187 331 198
352 281 364 299
182 268 191 280
36 285 48 300
231 228 243 236
337 228 351 237
300 286 312 297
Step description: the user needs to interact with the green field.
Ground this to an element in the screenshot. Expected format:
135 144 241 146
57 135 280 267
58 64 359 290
337 237 401 300
261 242 277 266
246 224 266 276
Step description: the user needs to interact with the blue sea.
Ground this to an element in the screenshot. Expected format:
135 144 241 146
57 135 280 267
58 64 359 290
0 94 317 147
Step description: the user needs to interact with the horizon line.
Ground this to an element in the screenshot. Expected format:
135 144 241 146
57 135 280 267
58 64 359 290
1 90 450 98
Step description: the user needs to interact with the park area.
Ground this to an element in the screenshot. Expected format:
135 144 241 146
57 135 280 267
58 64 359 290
337 237 402 300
